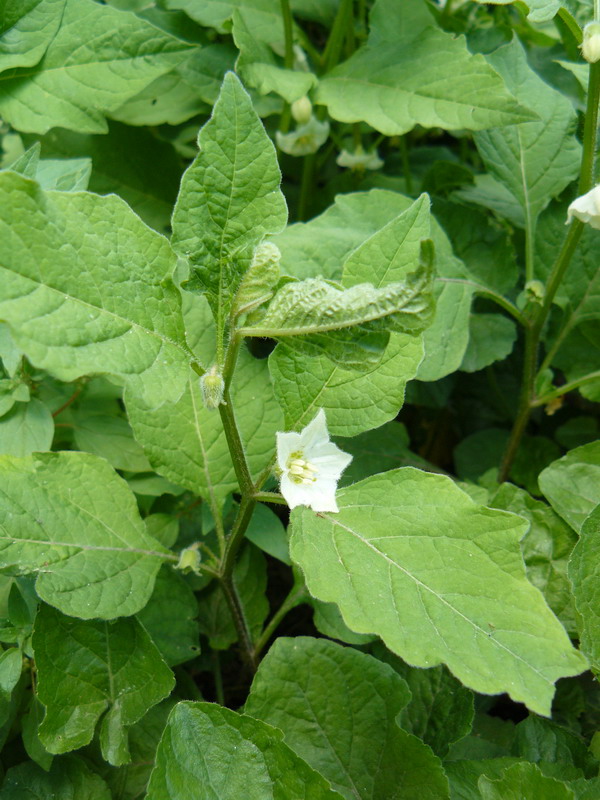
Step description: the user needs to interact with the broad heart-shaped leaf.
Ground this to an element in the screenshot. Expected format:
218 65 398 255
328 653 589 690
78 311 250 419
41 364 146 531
246 265 433 371
289 469 587 715
171 72 287 331
471 39 580 236
0 0 66 71
460 314 517 373
315 0 534 136
0 0 192 134
33 604 175 766
0 172 192 408
245 637 449 800
126 353 283 502
146 701 344 799
0 452 175 619
539 441 600 533
1 755 112 799
491 483 578 635
568 505 600 674
478 762 574 800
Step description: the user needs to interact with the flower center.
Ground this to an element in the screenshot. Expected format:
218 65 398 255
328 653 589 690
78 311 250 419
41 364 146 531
287 451 318 485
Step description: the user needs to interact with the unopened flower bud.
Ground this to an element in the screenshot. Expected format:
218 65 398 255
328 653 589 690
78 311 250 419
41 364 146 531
176 544 202 574
566 185 600 229
200 366 225 410
291 96 312 125
582 22 600 63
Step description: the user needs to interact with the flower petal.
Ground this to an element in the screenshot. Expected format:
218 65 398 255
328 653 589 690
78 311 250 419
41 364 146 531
280 473 339 512
299 408 330 452
276 430 302 472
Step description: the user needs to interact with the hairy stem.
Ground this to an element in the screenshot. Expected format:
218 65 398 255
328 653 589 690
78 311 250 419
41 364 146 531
498 61 600 481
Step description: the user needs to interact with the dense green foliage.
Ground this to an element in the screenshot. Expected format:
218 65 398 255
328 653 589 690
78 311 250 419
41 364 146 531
1 0 600 796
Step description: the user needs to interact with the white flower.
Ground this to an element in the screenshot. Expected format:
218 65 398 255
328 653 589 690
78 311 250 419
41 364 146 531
336 146 384 172
566 185 600 229
276 409 352 512
582 22 600 63
276 117 329 157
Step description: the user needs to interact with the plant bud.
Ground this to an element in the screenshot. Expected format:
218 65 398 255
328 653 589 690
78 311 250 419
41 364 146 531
200 366 225 410
582 22 600 63
176 544 202 574
291 96 313 124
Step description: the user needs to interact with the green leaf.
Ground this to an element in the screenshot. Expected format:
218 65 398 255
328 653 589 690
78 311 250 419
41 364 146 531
247 265 433 370
72 412 151 473
514 715 597 777
0 452 174 619
33 121 183 234
550 321 600 403
478 762 574 799
233 9 316 103
245 502 290 564
126 352 283 502
246 637 450 800
146 701 344 799
35 157 91 192
269 331 424 437
0 172 192 408
196 544 268 650
569 505 600 674
339 422 434 486
0 755 112 799
444 758 524 800
98 700 175 800
315 0 535 136
268 193 435 433
0 0 66 71
0 399 54 457
539 442 600 533
372 646 474 758
311 599 376 645
34 604 174 765
137 566 200 667
491 483 578 634
289 469 587 715
472 0 561 23
171 72 287 327
470 39 580 237
460 314 517 373
161 0 286 41
21 696 53 771
416 281 474 381
0 0 192 134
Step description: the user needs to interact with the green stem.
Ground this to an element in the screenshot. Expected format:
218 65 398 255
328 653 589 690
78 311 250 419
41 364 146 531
439 278 526 325
218 495 258 669
253 491 287 505
254 585 308 659
297 153 316 221
219 335 254 497
211 650 225 705
280 0 294 69
400 136 413 194
596 0 600 23
498 61 600 481
557 8 582 44
533 371 600 406
322 0 352 73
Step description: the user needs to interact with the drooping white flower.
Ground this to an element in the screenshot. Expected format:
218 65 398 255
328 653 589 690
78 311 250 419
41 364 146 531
276 117 330 157
336 146 384 172
582 21 600 63
566 185 600 229
276 409 352 513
